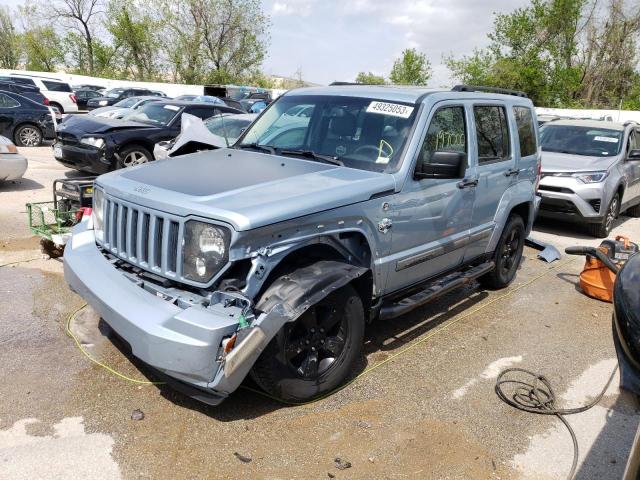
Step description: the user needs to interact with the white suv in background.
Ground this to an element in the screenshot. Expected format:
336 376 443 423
8 74 78 114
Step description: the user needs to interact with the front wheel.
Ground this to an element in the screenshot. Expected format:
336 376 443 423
588 194 619 238
480 214 525 290
251 284 364 403
117 145 152 169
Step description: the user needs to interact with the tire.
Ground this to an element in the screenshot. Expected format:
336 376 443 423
117 145 152 169
251 283 365 403
479 214 525 290
50 102 64 114
588 194 619 238
14 124 43 147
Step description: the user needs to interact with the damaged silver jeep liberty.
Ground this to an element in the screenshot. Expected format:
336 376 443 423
64 84 541 405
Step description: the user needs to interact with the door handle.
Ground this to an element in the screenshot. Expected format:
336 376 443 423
505 168 520 177
457 177 479 189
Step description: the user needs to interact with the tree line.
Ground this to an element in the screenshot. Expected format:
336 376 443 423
0 0 272 87
0 0 639 108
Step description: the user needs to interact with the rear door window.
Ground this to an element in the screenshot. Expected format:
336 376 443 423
42 80 72 92
513 106 537 157
474 105 510 163
10 77 36 86
0 93 20 108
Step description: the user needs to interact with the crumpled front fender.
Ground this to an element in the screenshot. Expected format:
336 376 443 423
210 260 368 396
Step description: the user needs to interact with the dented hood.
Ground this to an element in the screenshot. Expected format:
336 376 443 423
58 114 155 134
96 148 396 231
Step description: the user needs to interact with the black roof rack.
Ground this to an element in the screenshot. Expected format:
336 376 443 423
330 82 364 86
452 84 528 98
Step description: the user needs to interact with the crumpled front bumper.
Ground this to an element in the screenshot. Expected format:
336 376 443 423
63 221 245 404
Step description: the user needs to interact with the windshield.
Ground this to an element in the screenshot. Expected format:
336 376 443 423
238 95 418 172
114 97 139 108
105 89 125 99
540 125 623 157
123 103 180 126
204 115 254 144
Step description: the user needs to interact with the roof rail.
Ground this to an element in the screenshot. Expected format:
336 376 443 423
452 84 528 98
330 82 364 86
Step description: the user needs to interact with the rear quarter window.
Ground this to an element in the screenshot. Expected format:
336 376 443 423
513 106 537 157
10 77 36 87
42 80 72 92
0 93 20 108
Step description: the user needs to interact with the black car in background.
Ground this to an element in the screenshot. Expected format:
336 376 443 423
86 87 162 110
54 101 243 173
0 80 49 106
0 90 55 146
74 89 103 110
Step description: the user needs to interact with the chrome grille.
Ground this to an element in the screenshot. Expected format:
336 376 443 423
99 195 183 278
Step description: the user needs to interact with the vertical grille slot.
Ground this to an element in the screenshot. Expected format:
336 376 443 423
140 213 150 264
103 200 111 247
130 210 138 259
154 218 164 269
119 205 128 256
168 221 179 273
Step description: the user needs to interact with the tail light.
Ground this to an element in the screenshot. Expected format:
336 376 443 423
70 94 77 104
43 98 50 105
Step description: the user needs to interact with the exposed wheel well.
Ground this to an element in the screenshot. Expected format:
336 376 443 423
49 102 63 113
257 236 374 314
509 202 531 227
616 184 625 201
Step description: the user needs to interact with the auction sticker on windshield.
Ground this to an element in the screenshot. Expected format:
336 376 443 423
367 101 414 118
164 105 180 111
594 136 618 143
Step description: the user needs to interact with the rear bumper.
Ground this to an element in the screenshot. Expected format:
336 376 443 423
0 153 27 180
63 221 245 401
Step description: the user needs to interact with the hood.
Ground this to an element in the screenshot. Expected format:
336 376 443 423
58 114 154 134
541 150 618 173
97 149 396 231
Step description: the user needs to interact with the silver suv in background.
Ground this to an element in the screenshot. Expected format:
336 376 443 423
537 119 640 237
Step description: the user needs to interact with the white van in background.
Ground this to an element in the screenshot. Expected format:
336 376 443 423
8 74 78 113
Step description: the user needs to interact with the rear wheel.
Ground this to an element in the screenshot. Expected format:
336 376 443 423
251 283 364 403
588 194 619 238
14 124 43 147
117 145 152 169
479 214 525 290
50 102 64 114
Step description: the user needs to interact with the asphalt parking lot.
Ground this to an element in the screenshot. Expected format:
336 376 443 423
1 147 640 480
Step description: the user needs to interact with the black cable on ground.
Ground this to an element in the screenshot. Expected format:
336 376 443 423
495 366 619 480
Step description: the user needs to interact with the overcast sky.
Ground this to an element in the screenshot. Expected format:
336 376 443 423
261 0 530 86
1 0 530 86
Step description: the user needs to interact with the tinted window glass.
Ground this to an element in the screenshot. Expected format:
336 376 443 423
513 106 537 157
540 125 623 157
419 106 466 167
123 103 179 126
474 106 510 162
10 77 36 86
185 106 218 120
42 80 72 92
0 93 20 108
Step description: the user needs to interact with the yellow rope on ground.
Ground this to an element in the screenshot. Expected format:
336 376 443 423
65 257 577 402
65 303 164 385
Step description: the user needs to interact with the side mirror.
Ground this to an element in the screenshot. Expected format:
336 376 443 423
628 149 640 160
415 151 467 180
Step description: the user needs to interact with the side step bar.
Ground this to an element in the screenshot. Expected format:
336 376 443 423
379 261 495 320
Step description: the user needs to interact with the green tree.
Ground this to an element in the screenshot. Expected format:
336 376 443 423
23 26 64 71
106 0 159 80
0 7 21 69
389 48 431 85
355 71 386 85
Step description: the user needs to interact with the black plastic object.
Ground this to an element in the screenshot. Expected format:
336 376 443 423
564 246 620 274
451 84 528 98
612 254 640 394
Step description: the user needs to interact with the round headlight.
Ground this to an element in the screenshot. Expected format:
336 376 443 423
199 226 226 255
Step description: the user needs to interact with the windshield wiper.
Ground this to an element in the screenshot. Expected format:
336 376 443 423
279 149 344 166
236 143 276 155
